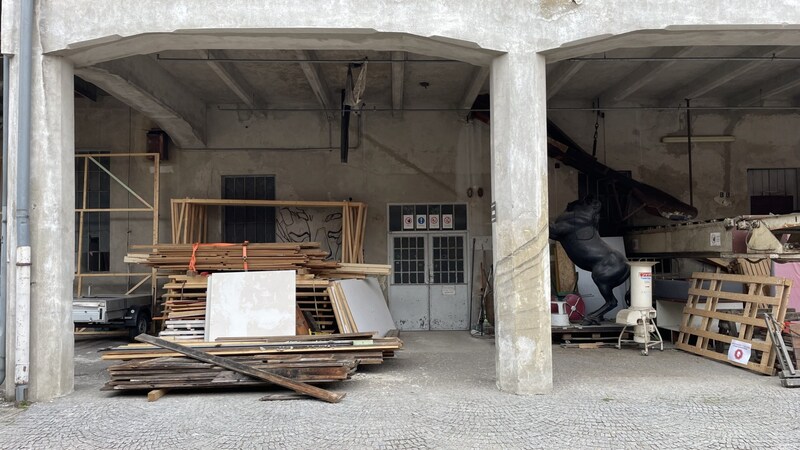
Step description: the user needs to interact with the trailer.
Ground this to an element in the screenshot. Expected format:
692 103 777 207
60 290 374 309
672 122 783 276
73 294 152 339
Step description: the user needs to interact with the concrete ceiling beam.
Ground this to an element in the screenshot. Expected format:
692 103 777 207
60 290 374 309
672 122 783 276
205 50 267 109
391 51 405 117
296 50 337 120
599 47 694 103
665 47 789 101
546 61 585 100
458 65 490 114
731 66 800 106
75 55 206 148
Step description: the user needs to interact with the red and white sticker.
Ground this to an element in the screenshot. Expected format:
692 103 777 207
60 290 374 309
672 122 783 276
429 214 440 229
727 339 752 364
442 214 453 229
403 215 414 230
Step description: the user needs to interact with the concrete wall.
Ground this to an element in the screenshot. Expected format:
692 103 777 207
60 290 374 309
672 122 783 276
75 97 492 286
548 110 800 224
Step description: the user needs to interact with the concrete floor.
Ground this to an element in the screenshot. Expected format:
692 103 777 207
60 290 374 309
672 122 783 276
1 331 799 449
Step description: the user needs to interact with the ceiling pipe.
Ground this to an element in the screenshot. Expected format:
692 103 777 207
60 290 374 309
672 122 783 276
14 0 34 403
569 55 797 62
155 55 469 64
548 105 800 111
0 54 10 387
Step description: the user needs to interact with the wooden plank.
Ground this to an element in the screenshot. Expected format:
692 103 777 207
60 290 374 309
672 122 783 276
147 389 169 402
683 307 771 328
134 334 346 403
677 342 774 375
687 287 782 306
677 325 772 352
690 271 787 285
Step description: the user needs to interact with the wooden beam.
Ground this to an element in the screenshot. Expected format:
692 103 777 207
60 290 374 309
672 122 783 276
135 334 346 403
295 50 336 120
391 51 405 117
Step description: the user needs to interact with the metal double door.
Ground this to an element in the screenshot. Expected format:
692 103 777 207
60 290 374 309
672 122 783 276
388 233 469 330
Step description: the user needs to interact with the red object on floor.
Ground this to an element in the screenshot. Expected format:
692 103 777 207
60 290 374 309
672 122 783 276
563 293 585 322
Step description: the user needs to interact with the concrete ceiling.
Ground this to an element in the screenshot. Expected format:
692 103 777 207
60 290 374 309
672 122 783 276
71 44 800 148
547 45 800 108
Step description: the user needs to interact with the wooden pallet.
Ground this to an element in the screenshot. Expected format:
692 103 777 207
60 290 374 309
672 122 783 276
676 272 792 375
551 323 629 342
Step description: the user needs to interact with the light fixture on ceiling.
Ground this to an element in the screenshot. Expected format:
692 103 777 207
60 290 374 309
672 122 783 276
660 135 736 143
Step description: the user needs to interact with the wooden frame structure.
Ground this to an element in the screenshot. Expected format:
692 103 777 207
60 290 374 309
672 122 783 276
676 272 792 375
74 152 159 300
170 198 367 263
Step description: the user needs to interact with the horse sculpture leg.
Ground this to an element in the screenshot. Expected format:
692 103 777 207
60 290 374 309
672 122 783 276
583 281 619 325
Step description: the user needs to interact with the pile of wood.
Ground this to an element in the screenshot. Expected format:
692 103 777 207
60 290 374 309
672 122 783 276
127 242 334 273
102 333 403 402
158 274 208 340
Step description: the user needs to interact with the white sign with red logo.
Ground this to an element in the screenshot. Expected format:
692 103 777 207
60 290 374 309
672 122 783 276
639 271 652 288
403 215 414 230
727 339 752 365
429 214 440 229
442 214 453 229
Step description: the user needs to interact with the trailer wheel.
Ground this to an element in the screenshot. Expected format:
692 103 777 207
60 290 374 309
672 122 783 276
129 312 150 340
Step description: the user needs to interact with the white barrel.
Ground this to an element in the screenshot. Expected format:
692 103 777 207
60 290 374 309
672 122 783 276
628 261 658 309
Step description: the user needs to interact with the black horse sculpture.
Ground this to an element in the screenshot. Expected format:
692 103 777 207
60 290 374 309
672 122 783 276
549 197 629 324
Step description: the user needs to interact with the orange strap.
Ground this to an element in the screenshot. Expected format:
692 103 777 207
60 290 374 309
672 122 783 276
188 241 250 272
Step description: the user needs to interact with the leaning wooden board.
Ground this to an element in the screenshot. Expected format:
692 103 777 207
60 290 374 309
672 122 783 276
676 272 792 375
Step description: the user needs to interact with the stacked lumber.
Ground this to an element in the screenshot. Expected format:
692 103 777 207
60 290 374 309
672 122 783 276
159 274 208 340
296 278 338 334
170 198 368 264
101 334 403 399
314 263 392 279
329 281 357 333
130 242 328 272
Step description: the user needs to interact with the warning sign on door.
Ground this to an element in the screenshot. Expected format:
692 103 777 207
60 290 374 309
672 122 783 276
429 214 440 229
442 214 453 229
403 215 414 230
416 214 427 230
727 339 752 365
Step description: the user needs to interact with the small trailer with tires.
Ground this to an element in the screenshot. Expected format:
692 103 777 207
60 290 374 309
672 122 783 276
73 294 152 339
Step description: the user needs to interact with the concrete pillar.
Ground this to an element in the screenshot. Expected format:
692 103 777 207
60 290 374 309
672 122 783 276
490 52 552 394
4 52 75 400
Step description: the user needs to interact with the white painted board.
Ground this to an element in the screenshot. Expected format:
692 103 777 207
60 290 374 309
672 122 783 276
339 278 396 337
575 236 629 320
205 270 296 341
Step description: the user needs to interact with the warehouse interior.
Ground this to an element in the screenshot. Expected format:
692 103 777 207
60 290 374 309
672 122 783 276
5 20 800 402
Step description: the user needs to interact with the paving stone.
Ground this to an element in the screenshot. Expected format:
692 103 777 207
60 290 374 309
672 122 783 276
0 332 799 449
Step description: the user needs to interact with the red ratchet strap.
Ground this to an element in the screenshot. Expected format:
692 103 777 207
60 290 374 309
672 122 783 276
188 241 250 272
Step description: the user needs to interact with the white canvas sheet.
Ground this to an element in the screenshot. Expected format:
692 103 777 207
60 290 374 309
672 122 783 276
205 270 296 341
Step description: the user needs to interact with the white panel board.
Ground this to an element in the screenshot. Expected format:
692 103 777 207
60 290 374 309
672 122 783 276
339 278 396 337
575 236 629 319
205 270 296 341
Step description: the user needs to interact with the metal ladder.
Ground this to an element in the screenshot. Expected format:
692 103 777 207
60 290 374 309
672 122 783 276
764 313 800 388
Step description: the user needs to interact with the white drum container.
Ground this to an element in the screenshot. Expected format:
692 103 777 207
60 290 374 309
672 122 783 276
628 261 658 310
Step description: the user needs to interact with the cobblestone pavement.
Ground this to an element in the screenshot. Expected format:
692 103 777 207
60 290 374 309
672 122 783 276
1 331 799 449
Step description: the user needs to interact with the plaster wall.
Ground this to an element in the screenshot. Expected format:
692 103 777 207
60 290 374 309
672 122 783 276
74 97 492 293
548 110 800 224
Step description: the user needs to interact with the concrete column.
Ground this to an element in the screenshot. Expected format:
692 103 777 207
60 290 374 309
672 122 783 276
490 52 552 394
4 53 75 401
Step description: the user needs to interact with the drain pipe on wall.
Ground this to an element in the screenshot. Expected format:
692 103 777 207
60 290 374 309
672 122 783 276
1 54 10 387
15 0 35 402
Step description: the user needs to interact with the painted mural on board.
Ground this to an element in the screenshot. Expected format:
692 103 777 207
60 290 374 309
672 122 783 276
275 207 343 261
